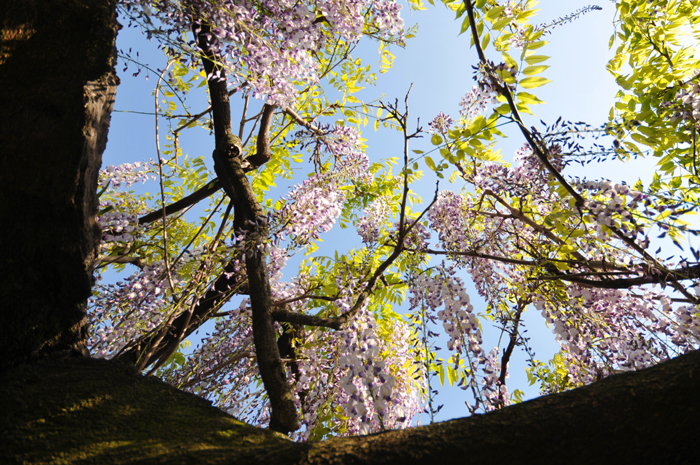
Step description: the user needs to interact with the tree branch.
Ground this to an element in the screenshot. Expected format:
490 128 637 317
137 179 221 225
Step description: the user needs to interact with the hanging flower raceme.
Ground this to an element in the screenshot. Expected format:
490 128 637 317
357 196 390 244
427 191 475 254
273 144 371 245
120 0 406 107
89 261 177 358
275 174 345 244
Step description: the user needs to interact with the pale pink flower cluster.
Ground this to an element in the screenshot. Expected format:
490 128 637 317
409 268 481 358
423 138 700 396
357 196 391 244
482 347 510 411
428 112 454 134
275 149 370 245
99 160 156 189
97 203 141 244
428 191 475 254
277 175 345 244
121 0 406 107
166 299 264 425
325 125 363 158
89 261 176 358
498 1 527 50
460 84 498 120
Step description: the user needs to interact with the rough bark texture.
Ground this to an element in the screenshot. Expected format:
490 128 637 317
213 135 301 434
0 0 119 369
2 349 698 464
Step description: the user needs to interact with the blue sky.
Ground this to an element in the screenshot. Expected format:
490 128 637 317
103 1 661 425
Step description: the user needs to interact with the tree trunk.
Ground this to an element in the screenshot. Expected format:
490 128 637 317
0 0 119 369
2 348 698 464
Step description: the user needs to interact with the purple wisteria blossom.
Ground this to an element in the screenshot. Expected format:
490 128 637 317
428 112 453 134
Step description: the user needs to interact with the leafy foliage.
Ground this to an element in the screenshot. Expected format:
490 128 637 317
92 0 700 440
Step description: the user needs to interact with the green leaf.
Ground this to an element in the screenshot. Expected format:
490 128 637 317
425 156 437 171
460 15 471 36
447 365 457 386
520 76 551 89
438 364 445 385
484 6 505 21
524 54 549 65
527 40 548 50
502 51 518 71
492 16 511 31
431 134 444 146
482 32 491 50
494 103 511 115
522 65 549 75
517 92 545 105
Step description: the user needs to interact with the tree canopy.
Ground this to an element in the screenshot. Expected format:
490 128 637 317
86 0 700 439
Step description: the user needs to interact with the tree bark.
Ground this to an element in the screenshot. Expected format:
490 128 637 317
2 348 698 464
0 0 119 369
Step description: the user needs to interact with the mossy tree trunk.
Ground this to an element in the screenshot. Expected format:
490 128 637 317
2 349 699 464
0 0 119 369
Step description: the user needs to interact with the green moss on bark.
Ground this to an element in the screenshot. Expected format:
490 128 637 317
2 351 699 464
0 357 301 464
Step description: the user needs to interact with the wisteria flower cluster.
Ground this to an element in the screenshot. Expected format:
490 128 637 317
571 178 648 239
97 196 151 246
120 0 406 106
427 191 475 254
531 282 697 386
460 83 499 120
274 148 370 245
275 174 345 244
481 347 510 411
662 73 700 129
460 62 516 120
495 0 527 50
409 268 481 358
89 261 177 358
428 112 453 134
357 196 391 244
98 160 156 189
406 265 511 412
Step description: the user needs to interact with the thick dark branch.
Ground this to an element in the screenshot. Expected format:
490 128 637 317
138 178 221 225
213 135 300 434
277 323 306 406
242 103 276 170
498 301 526 388
537 263 700 294
117 259 249 367
135 153 274 227
271 307 342 330
123 23 300 434
194 23 232 146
